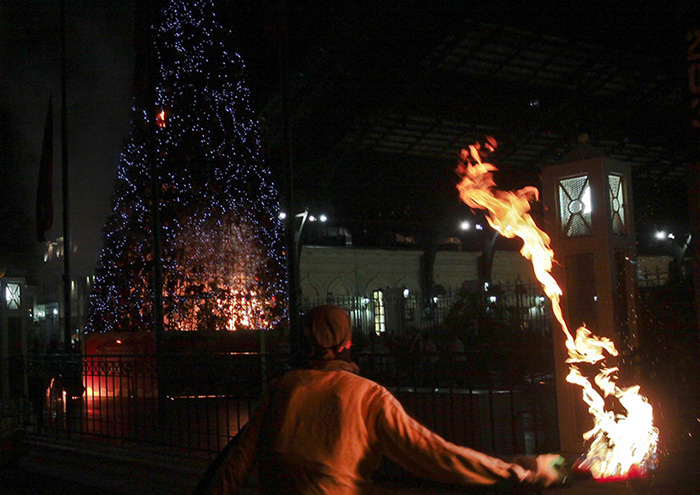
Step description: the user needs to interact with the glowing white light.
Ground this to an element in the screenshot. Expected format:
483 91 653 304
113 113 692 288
476 223 484 230
319 214 328 222
403 288 410 298
460 221 471 231
489 296 497 303
279 212 287 220
582 185 593 214
654 231 666 240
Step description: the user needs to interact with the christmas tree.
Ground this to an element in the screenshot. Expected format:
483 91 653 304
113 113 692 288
86 0 286 333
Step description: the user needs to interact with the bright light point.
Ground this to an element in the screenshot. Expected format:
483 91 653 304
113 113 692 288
594 295 598 302
476 223 484 230
403 288 410 298
309 215 317 222
582 185 592 213
319 214 327 222
362 297 370 305
460 221 471 231
489 296 497 303
505 225 513 232
655 231 666 240
53 308 58 316
668 233 675 240
116 340 122 344
279 212 287 220
433 296 439 303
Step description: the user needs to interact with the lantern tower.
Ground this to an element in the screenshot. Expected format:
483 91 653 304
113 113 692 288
541 138 638 456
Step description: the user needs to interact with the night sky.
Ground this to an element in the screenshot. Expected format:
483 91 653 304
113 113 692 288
1 1 697 277
1 1 135 274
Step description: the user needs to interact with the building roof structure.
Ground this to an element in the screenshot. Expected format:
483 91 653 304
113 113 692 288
233 1 699 251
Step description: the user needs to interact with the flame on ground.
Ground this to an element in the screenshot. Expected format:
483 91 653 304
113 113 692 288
455 139 658 480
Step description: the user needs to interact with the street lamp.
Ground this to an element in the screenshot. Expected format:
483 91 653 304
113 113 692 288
281 208 329 311
654 229 692 279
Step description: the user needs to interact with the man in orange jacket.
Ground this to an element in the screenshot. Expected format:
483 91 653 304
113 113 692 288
211 305 564 494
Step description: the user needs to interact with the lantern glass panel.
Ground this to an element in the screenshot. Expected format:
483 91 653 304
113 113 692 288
558 175 592 237
5 283 20 310
608 174 626 235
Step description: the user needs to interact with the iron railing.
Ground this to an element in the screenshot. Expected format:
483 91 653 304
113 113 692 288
11 349 558 461
300 281 553 337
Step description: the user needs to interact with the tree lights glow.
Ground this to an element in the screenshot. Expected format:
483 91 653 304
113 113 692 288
86 0 286 333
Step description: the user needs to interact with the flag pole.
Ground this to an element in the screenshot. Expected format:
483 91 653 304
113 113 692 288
60 0 72 351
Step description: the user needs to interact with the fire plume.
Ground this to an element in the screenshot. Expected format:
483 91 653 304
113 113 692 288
455 139 658 480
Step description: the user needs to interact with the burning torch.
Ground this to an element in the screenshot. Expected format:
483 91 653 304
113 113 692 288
455 138 659 485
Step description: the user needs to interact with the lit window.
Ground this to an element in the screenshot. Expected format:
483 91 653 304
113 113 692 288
372 289 385 334
5 283 20 310
558 175 592 237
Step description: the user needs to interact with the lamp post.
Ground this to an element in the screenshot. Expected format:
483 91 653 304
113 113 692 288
283 208 328 294
654 230 692 280
458 218 498 287
282 208 327 363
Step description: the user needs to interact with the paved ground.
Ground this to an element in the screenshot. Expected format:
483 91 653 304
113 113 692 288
1 434 208 495
1 433 698 495
0 464 123 495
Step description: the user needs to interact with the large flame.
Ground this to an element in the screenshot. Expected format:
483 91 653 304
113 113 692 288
455 139 658 479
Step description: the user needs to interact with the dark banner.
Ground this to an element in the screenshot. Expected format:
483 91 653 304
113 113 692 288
688 29 700 128
36 98 54 242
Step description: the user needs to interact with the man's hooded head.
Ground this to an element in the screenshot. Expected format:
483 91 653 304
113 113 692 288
304 305 352 361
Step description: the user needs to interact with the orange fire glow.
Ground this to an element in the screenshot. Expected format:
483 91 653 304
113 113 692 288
455 139 658 480
156 110 167 128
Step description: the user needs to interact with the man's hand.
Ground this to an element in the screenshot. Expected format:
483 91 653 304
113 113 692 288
513 454 567 488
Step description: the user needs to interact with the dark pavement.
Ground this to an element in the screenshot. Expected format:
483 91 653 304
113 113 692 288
1 434 209 495
2 433 699 495
0 464 123 495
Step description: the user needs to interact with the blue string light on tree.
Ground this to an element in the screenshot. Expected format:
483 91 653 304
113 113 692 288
86 0 287 334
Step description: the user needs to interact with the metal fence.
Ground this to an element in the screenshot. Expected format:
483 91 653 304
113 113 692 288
2 278 562 478
9 347 559 464
300 281 553 337
4 271 686 471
